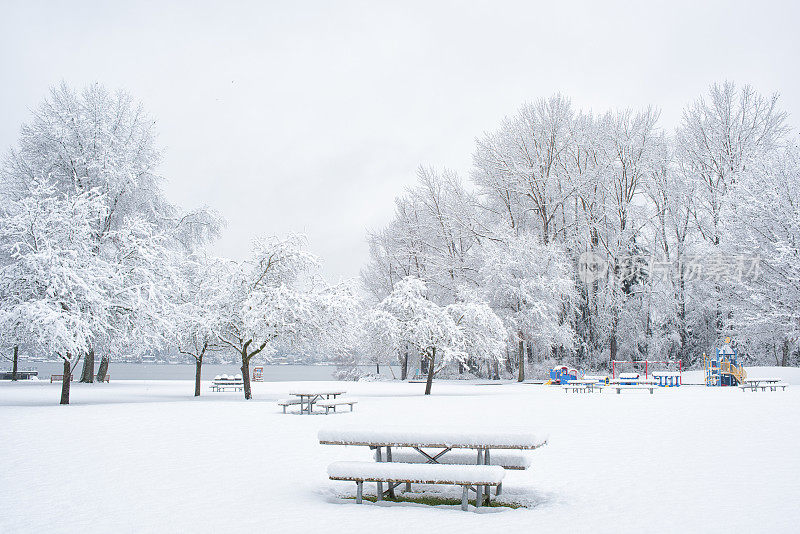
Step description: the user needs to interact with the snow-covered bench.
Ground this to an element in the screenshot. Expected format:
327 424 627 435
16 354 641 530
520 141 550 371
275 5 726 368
50 374 74 383
375 449 530 470
316 398 358 414
210 375 244 392
328 461 505 511
277 398 303 413
611 384 656 394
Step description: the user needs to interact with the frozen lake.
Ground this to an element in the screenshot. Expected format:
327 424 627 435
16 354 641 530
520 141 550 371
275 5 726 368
6 362 400 381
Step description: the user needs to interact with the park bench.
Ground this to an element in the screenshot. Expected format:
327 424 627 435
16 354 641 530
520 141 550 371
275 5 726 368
277 398 303 413
327 461 505 511
210 375 244 392
316 398 358 414
50 374 74 383
376 449 530 470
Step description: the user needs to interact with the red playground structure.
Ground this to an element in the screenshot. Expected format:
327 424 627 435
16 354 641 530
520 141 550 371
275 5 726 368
610 359 682 384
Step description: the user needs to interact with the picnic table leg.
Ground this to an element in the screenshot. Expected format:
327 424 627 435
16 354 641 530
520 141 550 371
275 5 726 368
376 447 384 499
462 486 469 511
356 481 363 504
387 447 396 499
484 449 491 504
476 449 484 506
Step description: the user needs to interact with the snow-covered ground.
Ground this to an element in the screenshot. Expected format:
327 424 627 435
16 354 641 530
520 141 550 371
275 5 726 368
1 367 799 533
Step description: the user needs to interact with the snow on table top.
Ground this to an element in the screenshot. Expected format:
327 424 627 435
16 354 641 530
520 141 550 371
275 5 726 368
327 461 505 485
318 425 548 449
651 371 681 377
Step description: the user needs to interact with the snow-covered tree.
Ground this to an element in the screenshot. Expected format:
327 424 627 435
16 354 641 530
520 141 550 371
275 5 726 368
446 293 507 379
171 253 232 396
0 180 114 403
218 234 359 399
374 277 466 394
723 144 800 365
479 232 576 380
1 82 219 383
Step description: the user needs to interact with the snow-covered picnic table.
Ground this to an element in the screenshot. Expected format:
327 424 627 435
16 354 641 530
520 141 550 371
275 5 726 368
289 390 346 414
319 425 548 507
740 378 786 391
563 379 602 393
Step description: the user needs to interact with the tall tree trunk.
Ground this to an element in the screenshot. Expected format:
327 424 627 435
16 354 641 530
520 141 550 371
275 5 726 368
401 347 408 381
11 345 18 381
781 339 789 367
60 357 71 405
517 336 525 382
241 350 252 400
194 356 203 396
96 356 109 382
424 348 435 395
493 360 500 380
610 333 618 363
80 348 95 383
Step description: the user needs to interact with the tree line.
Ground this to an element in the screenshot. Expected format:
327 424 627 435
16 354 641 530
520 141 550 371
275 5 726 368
357 82 800 381
1 81 798 402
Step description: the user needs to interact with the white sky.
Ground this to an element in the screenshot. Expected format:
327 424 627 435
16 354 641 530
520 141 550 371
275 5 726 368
2 0 798 282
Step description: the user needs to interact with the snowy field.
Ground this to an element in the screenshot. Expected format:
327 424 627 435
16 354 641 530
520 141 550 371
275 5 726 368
2 367 799 533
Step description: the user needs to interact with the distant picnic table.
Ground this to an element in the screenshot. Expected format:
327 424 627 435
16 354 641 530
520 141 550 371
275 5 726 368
563 379 602 393
740 378 787 392
289 390 346 414
319 425 547 508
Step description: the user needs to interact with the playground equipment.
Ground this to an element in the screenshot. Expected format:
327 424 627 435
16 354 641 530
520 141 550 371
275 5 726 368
548 365 578 385
704 338 746 387
252 366 264 382
652 371 681 387
610 359 682 386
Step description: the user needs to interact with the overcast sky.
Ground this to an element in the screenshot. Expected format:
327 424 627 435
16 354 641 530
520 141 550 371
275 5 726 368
2 0 798 282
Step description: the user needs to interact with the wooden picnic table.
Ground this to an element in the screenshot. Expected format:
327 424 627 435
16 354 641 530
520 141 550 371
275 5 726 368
319 425 547 504
289 390 346 414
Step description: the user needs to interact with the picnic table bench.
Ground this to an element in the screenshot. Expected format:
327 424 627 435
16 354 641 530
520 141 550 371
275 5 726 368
277 398 303 413
210 375 244 392
317 398 358 414
50 374 74 383
319 426 547 510
328 461 505 510
608 380 657 394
